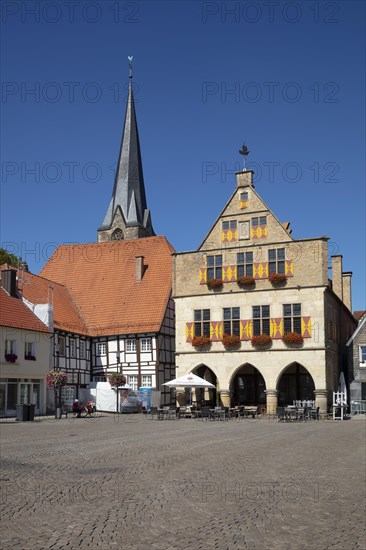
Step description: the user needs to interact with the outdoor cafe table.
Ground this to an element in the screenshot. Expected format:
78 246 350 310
157 408 177 420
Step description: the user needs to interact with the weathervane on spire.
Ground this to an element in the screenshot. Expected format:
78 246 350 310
239 143 250 171
128 55 133 79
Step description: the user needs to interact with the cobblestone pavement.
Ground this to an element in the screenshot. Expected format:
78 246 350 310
0 414 365 550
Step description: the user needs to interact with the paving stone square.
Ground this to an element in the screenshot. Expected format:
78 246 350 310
0 414 365 550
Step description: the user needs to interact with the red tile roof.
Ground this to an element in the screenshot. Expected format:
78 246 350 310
40 237 174 336
0 287 50 333
353 310 366 322
0 266 89 335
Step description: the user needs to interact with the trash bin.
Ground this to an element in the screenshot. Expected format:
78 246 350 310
27 404 35 421
16 404 29 421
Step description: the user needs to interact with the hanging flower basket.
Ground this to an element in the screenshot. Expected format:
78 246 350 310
5 353 17 363
282 332 304 346
192 335 211 348
237 275 255 287
222 334 240 348
109 373 127 387
206 278 223 289
251 334 272 347
268 273 287 285
46 370 68 388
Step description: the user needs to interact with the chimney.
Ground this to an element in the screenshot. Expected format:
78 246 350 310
342 272 352 311
1 269 17 297
235 170 254 188
135 256 145 281
331 255 343 301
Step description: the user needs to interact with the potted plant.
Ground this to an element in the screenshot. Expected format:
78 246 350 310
206 278 223 289
222 333 240 348
268 273 287 285
192 335 211 348
5 353 17 363
237 275 255 287
25 355 36 361
282 332 304 346
251 334 272 347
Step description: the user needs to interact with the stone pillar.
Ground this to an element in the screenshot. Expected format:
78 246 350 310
175 389 185 407
314 389 328 416
220 390 231 407
265 389 278 414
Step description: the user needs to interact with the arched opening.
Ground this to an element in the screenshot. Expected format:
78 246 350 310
231 364 266 406
191 365 217 407
111 228 124 240
277 363 315 406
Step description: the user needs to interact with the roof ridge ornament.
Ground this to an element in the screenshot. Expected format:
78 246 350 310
128 55 133 79
239 143 250 171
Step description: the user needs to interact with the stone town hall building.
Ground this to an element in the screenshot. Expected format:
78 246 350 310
172 170 356 415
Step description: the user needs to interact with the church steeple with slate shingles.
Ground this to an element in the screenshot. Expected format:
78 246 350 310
98 58 154 242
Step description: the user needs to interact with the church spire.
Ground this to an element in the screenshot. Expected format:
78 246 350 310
98 57 154 242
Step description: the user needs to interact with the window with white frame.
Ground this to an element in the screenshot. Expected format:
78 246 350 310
360 346 366 365
97 342 107 356
79 340 86 359
69 338 76 357
140 338 152 352
24 342 35 359
126 339 136 352
142 375 152 387
94 376 107 382
128 375 138 390
58 336 65 356
5 340 16 354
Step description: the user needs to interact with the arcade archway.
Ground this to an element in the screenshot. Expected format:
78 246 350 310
191 365 217 406
231 364 266 406
277 363 315 406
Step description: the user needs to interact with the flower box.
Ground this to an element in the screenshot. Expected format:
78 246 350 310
206 278 223 289
282 332 304 345
251 334 272 347
109 373 127 387
192 336 211 348
268 273 287 285
5 353 17 363
237 275 255 287
25 355 36 361
222 334 240 347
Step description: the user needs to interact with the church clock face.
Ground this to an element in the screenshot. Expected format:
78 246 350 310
111 228 124 240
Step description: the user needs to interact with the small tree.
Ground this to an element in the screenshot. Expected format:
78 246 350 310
46 370 68 419
109 374 127 414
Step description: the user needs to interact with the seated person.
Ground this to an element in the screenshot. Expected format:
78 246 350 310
72 399 83 417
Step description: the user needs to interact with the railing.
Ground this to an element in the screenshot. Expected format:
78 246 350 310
350 401 366 415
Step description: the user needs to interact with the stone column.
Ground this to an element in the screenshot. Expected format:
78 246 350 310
314 389 328 416
265 389 278 414
175 389 185 407
220 390 231 407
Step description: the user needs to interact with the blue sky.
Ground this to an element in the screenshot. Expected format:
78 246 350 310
1 0 365 310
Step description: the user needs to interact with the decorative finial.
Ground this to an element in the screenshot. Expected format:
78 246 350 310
128 55 133 79
239 143 250 171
